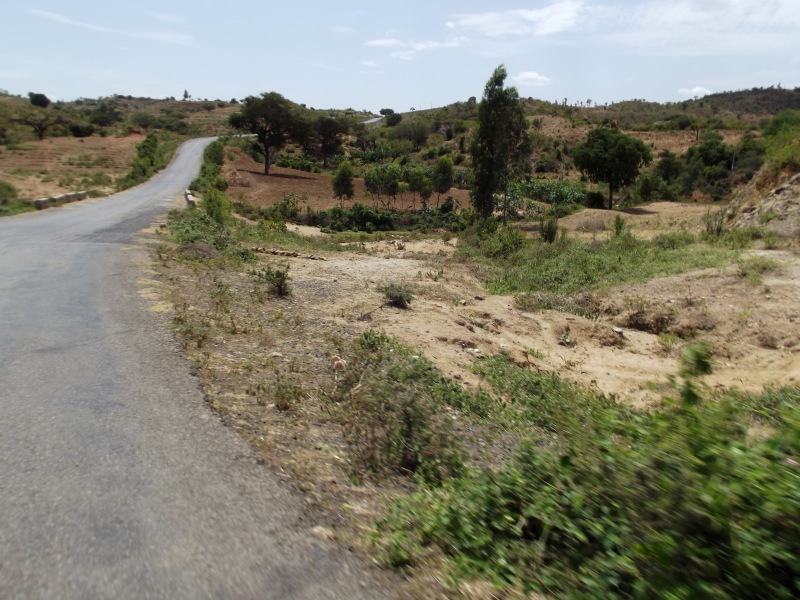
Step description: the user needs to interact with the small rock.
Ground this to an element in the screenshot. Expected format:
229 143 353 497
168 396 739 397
474 295 485 301
460 299 467 306
311 526 336 541
271 352 284 358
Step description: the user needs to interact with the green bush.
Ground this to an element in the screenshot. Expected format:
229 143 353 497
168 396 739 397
463 232 736 296
380 282 413 308
190 138 228 194
513 179 587 206
332 331 467 483
381 350 800 598
117 132 178 190
539 217 558 243
0 180 19 204
201 189 231 226
250 264 291 297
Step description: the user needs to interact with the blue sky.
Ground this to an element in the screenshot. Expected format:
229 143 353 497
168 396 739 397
2 1 798 112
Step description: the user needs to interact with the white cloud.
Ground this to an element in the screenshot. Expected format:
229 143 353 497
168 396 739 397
332 26 355 35
513 71 552 86
677 86 712 96
360 60 379 68
142 11 182 24
366 36 466 60
602 0 800 56
30 9 192 46
364 38 403 47
391 37 467 60
450 1 583 37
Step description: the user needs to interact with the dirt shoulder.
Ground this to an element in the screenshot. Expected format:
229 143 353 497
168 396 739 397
139 153 800 596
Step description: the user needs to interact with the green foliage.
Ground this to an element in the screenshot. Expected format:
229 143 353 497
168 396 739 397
165 208 233 251
190 138 228 194
0 180 33 217
539 217 558 243
28 92 51 108
0 180 19 204
274 150 314 171
68 122 96 138
511 179 587 206
613 214 626 236
431 155 454 201
459 231 737 296
331 331 475 483
229 92 308 174
655 148 683 183
380 351 800 598
390 118 432 149
89 100 122 127
314 114 349 167
201 189 231 226
406 166 433 207
250 264 291 297
461 221 526 259
573 127 653 209
363 163 401 202
761 110 800 174
117 132 178 190
385 112 402 126
762 110 800 137
332 160 355 202
380 282 413 308
737 256 781 284
704 209 726 236
470 65 533 218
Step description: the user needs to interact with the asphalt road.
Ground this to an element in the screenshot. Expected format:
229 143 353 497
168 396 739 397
0 139 391 599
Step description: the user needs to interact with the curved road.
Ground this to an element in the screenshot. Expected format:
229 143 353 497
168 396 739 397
0 139 391 599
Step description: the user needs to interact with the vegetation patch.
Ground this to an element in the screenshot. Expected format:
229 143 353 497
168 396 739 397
379 348 800 598
459 229 738 295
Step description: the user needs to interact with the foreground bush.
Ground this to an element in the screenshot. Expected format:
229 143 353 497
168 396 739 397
380 350 800 598
331 332 491 484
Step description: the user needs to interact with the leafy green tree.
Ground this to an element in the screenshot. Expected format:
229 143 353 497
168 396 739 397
406 166 431 208
14 109 65 140
655 149 683 183
28 92 51 108
364 163 401 207
332 160 355 206
432 156 453 205
379 108 395 116
89 100 122 127
469 65 532 218
391 119 431 150
385 113 402 127
573 127 652 209
229 92 306 174
314 115 349 167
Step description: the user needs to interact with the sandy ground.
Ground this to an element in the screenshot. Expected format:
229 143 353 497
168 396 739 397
247 230 800 408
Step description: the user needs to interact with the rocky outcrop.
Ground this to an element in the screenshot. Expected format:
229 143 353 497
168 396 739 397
726 173 800 237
